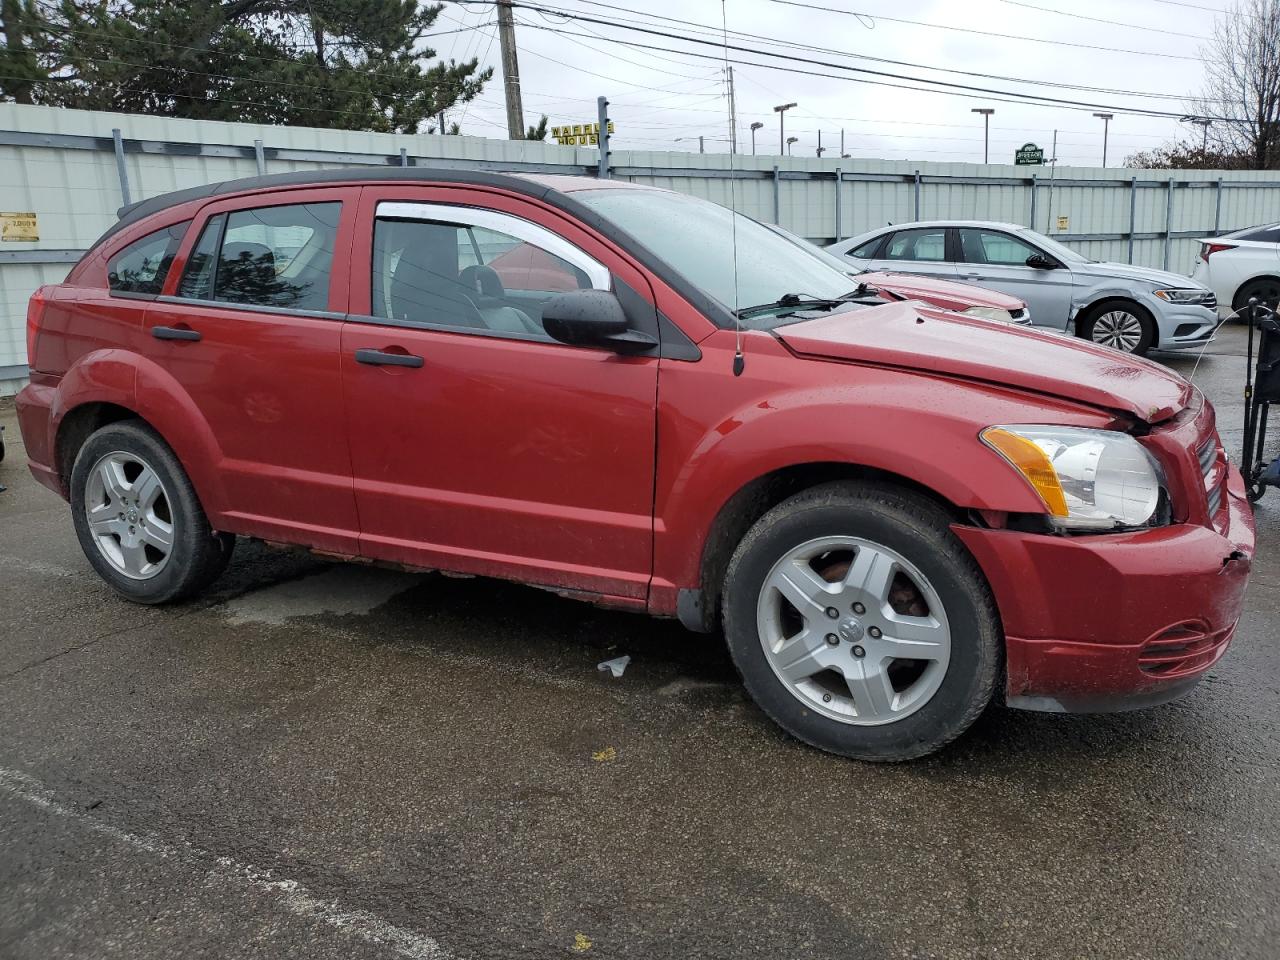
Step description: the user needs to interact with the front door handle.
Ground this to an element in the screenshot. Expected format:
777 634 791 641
152 325 201 342
354 348 424 368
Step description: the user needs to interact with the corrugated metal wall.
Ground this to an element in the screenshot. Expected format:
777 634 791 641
6 102 1280 393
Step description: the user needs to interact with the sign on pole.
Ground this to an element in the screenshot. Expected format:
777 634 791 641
551 121 616 147
1015 142 1045 165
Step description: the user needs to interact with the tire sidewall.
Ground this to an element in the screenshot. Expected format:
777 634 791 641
1081 301 1155 355
70 423 207 603
724 492 998 760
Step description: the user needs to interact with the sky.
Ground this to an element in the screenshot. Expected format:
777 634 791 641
429 0 1232 166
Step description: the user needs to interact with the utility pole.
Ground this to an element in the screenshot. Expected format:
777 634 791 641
971 107 994 163
597 96 610 179
1046 129 1059 233
726 66 738 154
750 121 763 155
775 102 796 155
1093 112 1113 167
496 0 525 140
816 129 825 158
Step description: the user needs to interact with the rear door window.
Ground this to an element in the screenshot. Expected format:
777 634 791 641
177 202 341 311
884 228 948 262
848 235 886 259
108 221 189 295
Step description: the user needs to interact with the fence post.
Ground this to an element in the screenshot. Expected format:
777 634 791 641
111 128 131 207
400 147 409 167
773 165 781 223
834 167 842 241
1214 177 1223 233
1164 177 1175 272
253 139 266 176
1029 173 1037 229
913 170 922 220
1127 177 1137 264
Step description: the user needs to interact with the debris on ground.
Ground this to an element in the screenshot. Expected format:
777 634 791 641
591 747 617 763
597 655 630 678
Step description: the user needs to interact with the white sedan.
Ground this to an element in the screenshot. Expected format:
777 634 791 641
1192 224 1280 316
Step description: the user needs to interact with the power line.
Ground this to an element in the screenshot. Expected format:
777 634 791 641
766 0 1207 62
996 0 1207 38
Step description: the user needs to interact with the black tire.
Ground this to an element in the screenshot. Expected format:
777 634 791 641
70 421 234 604
1078 300 1156 355
1233 277 1280 319
723 481 1001 761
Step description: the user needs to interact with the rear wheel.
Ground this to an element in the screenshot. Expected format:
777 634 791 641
723 482 1000 761
70 421 234 603
1234 277 1280 319
1079 301 1155 355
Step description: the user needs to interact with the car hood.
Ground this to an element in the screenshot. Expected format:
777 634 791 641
1071 260 1207 289
859 271 1025 310
775 301 1193 423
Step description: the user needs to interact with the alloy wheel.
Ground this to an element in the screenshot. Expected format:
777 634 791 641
755 536 952 725
83 451 175 580
1090 310 1145 352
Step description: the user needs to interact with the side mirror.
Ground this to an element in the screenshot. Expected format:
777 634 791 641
542 289 657 354
1025 254 1057 270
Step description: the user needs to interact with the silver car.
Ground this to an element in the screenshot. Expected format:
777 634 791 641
827 220 1218 356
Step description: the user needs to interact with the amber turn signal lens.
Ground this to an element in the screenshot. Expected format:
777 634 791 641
981 427 1070 517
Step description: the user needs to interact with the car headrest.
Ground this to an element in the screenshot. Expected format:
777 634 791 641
458 264 504 299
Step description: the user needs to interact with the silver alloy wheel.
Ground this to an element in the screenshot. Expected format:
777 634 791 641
83 451 174 580
756 536 951 725
1090 309 1145 352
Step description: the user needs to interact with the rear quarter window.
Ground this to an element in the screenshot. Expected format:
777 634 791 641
107 221 189 295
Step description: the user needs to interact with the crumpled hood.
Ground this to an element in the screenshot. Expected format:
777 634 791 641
859 271 1025 310
1076 260 1209 289
775 301 1194 423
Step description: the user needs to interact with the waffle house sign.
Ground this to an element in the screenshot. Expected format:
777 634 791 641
551 121 615 146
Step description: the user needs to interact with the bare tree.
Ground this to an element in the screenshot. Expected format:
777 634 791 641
1192 0 1280 169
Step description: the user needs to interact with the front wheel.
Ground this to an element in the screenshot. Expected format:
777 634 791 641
70 421 234 604
1079 301 1155 355
723 482 1001 761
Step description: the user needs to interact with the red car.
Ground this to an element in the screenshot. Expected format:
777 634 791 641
16 170 1255 760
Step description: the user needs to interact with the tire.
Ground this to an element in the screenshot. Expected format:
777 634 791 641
1233 277 1280 319
723 481 1000 761
70 421 234 604
1078 300 1155 355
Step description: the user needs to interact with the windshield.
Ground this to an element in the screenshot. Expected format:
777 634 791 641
1018 228 1088 264
576 188 855 321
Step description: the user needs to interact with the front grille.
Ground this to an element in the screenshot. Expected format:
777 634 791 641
1139 622 1232 677
1198 436 1224 521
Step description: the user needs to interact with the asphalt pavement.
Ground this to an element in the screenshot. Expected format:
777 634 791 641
1 324 1278 960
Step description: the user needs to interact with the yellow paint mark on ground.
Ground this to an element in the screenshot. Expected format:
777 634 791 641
591 746 616 763
573 932 593 952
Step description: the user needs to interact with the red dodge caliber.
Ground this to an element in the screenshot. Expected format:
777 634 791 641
16 169 1256 760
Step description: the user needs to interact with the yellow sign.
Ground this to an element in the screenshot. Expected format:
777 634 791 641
1 212 38 242
1056 215 1069 231
550 121 615 147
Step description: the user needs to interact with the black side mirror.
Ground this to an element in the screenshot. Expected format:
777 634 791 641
1025 254 1057 270
542 289 657 354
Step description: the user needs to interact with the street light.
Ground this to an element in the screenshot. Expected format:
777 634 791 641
774 102 797 155
1092 112 1114 167
750 121 764 155
674 136 704 154
1182 115 1212 154
971 107 994 163
786 136 798 155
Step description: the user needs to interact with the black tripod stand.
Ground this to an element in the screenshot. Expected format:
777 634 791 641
1243 298 1280 502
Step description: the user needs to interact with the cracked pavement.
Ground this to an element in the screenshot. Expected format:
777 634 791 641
1 323 1278 959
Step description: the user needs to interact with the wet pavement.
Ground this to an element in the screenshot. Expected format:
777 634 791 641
1 324 1277 960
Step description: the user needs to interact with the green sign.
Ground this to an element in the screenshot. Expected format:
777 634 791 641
1015 142 1044 165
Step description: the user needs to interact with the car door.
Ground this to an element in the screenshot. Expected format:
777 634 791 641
145 189 360 553
956 227 1076 330
340 186 660 601
864 227 960 282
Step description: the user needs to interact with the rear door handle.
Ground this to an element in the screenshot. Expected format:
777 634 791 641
354 348 424 368
152 325 201 342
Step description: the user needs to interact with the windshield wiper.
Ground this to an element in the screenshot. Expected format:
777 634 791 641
735 292 850 319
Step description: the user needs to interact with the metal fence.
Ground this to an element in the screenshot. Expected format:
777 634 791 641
7 101 1280 394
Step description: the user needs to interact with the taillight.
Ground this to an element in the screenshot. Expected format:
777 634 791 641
26 285 50 370
1200 243 1233 261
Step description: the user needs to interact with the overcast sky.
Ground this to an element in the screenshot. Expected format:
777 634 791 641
432 0 1227 166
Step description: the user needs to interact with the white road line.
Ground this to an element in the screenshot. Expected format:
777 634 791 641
0 767 453 960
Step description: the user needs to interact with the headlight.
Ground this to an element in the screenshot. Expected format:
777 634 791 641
981 425 1166 531
1154 288 1213 305
962 306 1014 322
